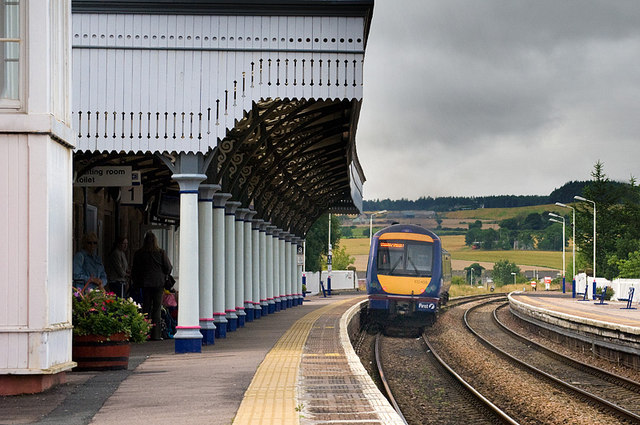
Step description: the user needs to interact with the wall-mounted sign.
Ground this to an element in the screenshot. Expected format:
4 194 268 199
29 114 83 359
121 171 143 205
74 166 132 187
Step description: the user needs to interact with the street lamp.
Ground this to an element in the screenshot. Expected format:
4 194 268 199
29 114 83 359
549 213 565 293
511 272 516 286
470 267 474 286
369 210 388 247
556 202 576 297
574 195 596 299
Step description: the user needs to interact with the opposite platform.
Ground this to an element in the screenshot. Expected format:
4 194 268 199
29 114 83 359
509 291 640 367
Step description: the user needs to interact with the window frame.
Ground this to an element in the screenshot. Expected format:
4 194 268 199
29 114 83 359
0 0 23 109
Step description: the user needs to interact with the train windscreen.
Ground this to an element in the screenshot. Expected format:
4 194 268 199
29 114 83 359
376 240 433 276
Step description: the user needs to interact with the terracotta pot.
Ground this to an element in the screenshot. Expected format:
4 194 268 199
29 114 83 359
72 333 131 371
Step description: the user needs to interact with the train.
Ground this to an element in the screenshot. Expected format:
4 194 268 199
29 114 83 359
365 224 451 332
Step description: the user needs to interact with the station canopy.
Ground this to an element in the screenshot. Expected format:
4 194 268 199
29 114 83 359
71 0 373 236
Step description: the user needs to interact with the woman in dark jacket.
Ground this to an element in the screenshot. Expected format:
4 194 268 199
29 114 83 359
131 231 172 340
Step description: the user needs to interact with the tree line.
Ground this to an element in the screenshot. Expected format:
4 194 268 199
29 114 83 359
363 181 604 212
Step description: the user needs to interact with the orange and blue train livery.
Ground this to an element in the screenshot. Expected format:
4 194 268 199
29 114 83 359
366 224 451 329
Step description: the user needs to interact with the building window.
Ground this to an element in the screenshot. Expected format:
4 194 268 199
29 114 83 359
0 0 20 103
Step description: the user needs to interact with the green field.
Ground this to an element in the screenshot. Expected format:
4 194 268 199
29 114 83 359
449 282 560 298
340 237 371 256
340 234 563 272
444 203 569 221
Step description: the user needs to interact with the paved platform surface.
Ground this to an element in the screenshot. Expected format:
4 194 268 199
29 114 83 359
511 291 640 331
0 293 399 425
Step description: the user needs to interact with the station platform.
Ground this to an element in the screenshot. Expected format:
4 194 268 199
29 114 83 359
0 293 401 425
508 291 640 366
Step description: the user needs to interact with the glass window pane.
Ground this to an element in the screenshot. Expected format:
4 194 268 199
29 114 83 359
1 1 20 102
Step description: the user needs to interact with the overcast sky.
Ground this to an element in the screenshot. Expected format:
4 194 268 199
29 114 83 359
357 0 640 200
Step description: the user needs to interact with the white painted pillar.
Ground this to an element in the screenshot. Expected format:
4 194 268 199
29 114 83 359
290 237 298 306
173 173 207 353
243 210 256 321
260 222 270 315
252 218 263 318
295 238 304 305
212 192 231 338
279 231 287 309
271 228 282 311
198 184 219 345
265 225 276 314
234 208 247 327
225 201 241 331
284 233 292 308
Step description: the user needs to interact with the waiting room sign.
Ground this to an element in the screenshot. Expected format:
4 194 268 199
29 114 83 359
74 166 132 186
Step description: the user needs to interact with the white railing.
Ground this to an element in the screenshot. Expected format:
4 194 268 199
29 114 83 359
72 14 366 154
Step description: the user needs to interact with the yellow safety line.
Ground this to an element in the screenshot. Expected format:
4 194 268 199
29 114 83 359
232 299 352 425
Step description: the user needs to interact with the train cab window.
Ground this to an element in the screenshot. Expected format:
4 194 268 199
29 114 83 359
377 240 433 276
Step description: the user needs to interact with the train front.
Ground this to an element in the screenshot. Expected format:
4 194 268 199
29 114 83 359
366 225 443 326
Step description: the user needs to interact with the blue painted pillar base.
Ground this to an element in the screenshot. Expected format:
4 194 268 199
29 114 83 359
288 298 293 308
572 279 576 298
215 322 227 339
200 328 215 345
592 280 597 300
281 300 287 310
246 309 254 322
254 307 262 319
228 318 238 332
275 300 282 312
562 277 566 294
175 338 202 354
238 314 246 328
268 303 276 314
261 304 269 316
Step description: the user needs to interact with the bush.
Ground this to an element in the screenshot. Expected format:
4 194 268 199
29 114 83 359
595 286 615 301
452 276 466 285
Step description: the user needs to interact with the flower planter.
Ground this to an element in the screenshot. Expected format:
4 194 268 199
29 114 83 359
72 333 131 371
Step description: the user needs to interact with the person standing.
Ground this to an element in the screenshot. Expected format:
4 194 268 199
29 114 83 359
131 231 172 340
73 232 107 292
106 236 129 298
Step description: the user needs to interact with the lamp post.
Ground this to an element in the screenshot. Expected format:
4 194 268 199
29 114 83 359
574 195 596 299
511 272 516 286
327 213 332 295
369 210 388 247
470 267 474 286
549 213 566 293
556 202 576 297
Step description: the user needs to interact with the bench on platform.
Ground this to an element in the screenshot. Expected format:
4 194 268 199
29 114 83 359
618 287 636 310
594 286 609 305
577 289 589 301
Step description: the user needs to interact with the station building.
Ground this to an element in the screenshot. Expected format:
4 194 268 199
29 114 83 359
0 0 373 395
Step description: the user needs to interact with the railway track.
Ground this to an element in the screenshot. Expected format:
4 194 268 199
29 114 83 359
374 332 518 424
465 299 640 423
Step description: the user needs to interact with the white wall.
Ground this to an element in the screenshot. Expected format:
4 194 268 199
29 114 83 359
575 273 640 301
303 270 356 295
0 0 75 382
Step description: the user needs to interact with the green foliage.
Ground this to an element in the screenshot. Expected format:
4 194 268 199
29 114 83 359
330 245 355 270
464 263 485 285
492 259 521 286
575 161 640 279
72 289 151 342
609 250 640 278
304 214 342 272
468 220 482 230
341 226 353 238
452 275 466 285
595 286 615 301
